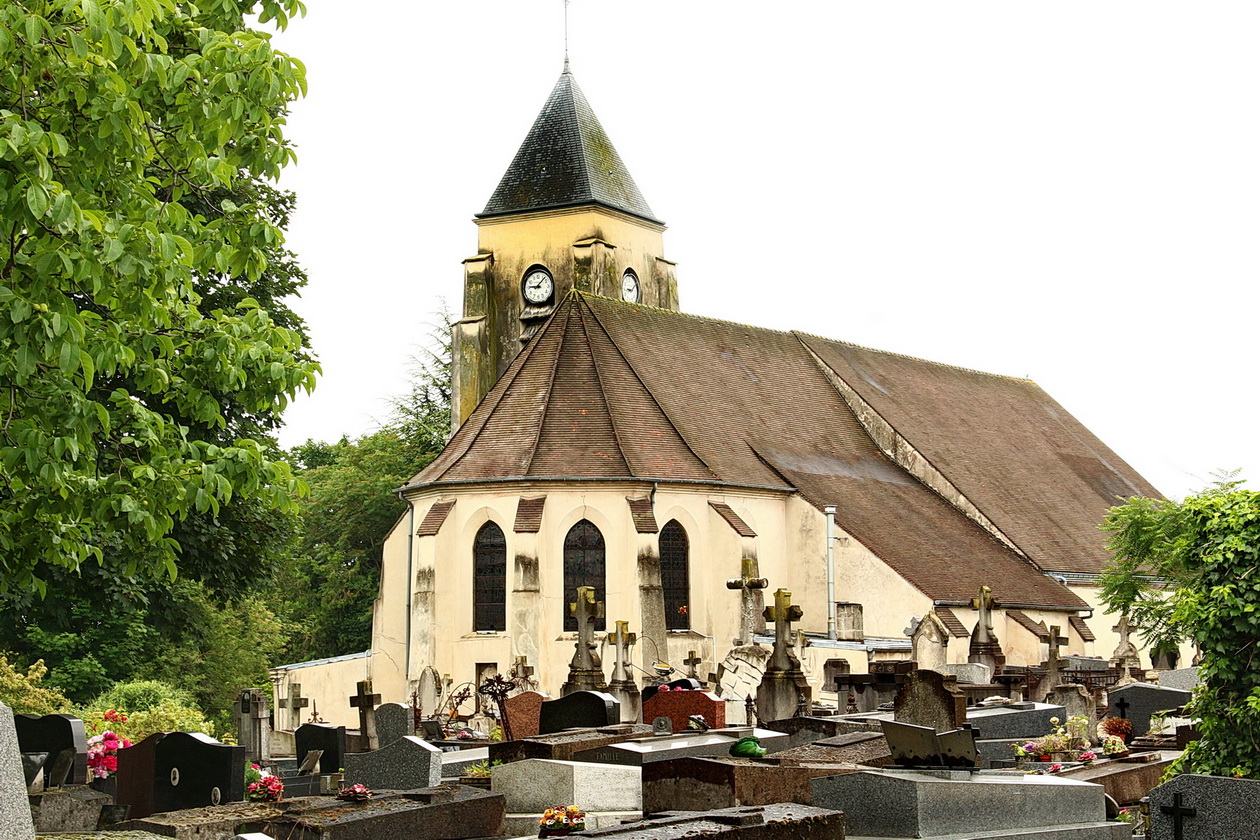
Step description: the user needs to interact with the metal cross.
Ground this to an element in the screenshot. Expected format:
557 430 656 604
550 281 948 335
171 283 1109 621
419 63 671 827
763 588 804 672
477 674 516 742
1159 792 1197 840
510 656 536 689
726 556 768 645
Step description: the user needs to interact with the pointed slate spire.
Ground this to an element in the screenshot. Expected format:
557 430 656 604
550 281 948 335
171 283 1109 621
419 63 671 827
479 70 661 224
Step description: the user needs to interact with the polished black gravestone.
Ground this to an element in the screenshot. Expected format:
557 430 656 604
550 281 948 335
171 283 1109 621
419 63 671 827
116 732 164 819
295 722 346 775
538 690 620 735
14 713 88 787
153 732 245 814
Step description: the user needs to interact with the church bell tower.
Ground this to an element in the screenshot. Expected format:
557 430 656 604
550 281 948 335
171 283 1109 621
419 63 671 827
451 64 679 430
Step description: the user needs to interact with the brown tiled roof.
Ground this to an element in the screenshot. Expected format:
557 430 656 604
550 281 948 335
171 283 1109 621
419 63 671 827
627 498 658 533
797 335 1161 574
405 294 1112 609
934 607 972 638
416 500 455 536
1069 614 1096 642
514 497 546 533
709 502 757 537
1008 610 1051 641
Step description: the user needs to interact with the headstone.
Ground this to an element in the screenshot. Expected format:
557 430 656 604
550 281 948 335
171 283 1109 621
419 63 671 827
14 713 88 787
893 670 967 733
1046 684 1097 730
725 557 769 645
755 588 811 723
115 732 164 819
1109 683 1192 737
502 690 548 740
938 662 993 685
1159 667 1201 692
510 655 538 692
350 679 382 750
490 723 653 764
562 586 608 695
642 689 726 734
233 688 271 764
342 735 442 790
373 702 414 748
812 768 1116 839
963 701 1066 741
770 730 893 767
295 722 346 776
967 585 1005 671
1149 774 1260 840
153 731 245 814
1110 616 1143 683
277 683 309 731
642 755 864 812
538 690 620 735
1032 624 1070 702
881 720 978 769
605 620 641 722
910 612 950 671
0 702 35 840
683 651 705 684
492 758 641 813
29 784 113 833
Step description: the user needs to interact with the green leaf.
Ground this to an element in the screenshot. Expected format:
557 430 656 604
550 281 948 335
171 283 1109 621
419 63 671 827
25 183 48 218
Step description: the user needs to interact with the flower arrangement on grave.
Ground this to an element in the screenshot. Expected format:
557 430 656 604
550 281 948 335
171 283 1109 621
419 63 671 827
1100 734 1128 756
1010 715 1092 761
86 730 133 779
1098 716 1132 744
244 764 284 802
1078 750 1098 764
538 805 586 837
337 784 374 802
1115 807 1134 823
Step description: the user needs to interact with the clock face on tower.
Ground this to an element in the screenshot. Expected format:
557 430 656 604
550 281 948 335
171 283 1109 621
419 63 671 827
621 269 641 303
522 267 554 305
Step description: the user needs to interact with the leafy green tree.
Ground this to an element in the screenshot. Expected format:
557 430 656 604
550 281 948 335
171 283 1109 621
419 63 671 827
1100 474 1260 778
0 0 316 591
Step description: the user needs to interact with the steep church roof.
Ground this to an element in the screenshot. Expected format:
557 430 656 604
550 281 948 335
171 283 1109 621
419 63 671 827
478 68 661 224
407 294 1162 610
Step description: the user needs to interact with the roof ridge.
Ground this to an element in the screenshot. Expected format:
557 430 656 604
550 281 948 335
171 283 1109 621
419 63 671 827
792 328 1035 384
576 295 719 481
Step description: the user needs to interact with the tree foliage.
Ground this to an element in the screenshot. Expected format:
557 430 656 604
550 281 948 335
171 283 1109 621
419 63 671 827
0 0 316 591
1100 474 1260 778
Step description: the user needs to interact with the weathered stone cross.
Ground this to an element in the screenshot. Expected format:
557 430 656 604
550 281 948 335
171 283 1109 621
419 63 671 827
569 586 605 671
684 650 704 681
278 683 309 730
350 679 382 749
970 585 997 645
726 556 769 645
1159 792 1197 840
763 588 804 672
606 620 637 685
510 655 536 689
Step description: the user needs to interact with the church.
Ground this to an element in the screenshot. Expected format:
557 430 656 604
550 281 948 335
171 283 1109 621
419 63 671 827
273 63 1167 725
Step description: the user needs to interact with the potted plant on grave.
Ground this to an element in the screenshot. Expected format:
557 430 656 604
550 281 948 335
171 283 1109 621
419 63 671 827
244 763 284 802
539 805 586 837
460 759 501 789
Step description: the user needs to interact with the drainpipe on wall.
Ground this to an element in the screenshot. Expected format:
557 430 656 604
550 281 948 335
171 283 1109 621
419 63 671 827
825 505 837 641
396 490 417 682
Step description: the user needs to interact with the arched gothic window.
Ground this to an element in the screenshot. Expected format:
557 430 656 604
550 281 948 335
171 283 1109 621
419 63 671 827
473 521 506 631
660 520 690 630
563 520 606 632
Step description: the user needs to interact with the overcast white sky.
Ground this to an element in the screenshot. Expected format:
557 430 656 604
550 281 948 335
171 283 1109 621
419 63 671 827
271 2 1260 501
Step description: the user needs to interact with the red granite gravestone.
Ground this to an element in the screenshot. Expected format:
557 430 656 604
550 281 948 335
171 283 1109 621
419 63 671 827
641 689 726 734
503 691 548 740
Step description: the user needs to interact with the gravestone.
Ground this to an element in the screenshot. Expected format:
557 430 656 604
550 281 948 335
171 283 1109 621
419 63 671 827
606 621 641 723
1148 773 1260 840
233 688 270 764
881 720 978 769
1046 684 1097 730
295 722 346 776
502 690 548 740
643 755 864 812
642 689 726 733
350 679 382 750
153 731 245 814
277 683 309 731
910 612 950 671
375 702 415 747
938 662 992 685
538 690 620 735
29 784 113 833
116 732 164 819
0 702 35 840
967 585 1005 671
1159 667 1201 693
725 557 769 645
755 588 811 723
642 678 702 706
342 735 442 790
563 802 843 840
1110 616 1143 684
574 732 759 767
1109 683 1192 737
14 713 88 787
562 586 608 695
492 758 640 814
490 723 653 764
963 701 1066 740
893 670 966 733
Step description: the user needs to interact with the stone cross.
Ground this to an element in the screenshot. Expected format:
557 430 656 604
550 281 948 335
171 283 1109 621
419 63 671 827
510 656 536 690
967 584 1004 670
350 679 382 750
763 588 804 672
1110 614 1142 683
1037 624 1070 701
606 620 637 685
1160 791 1197 840
569 586 605 671
278 683 309 731
726 556 769 645
684 650 704 681
970 585 997 644
234 688 271 764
